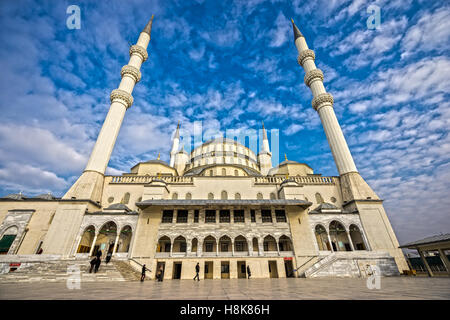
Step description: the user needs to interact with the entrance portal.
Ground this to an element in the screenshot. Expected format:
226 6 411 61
237 261 246 278
156 261 165 280
221 261 230 279
172 262 182 279
204 261 213 279
268 260 278 278
284 259 294 277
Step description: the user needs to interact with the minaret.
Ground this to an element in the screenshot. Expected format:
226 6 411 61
64 16 155 203
258 121 272 176
170 121 180 167
291 19 379 202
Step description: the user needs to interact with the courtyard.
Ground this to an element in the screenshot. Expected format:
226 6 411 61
0 277 449 300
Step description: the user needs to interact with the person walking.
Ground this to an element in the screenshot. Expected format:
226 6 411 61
193 263 200 281
247 265 251 279
141 264 149 282
106 251 112 264
96 249 102 259
89 256 97 273
94 256 101 273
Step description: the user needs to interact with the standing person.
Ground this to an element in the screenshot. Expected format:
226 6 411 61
247 265 251 279
157 265 164 282
141 264 149 282
106 251 112 264
96 249 102 259
193 263 200 281
89 257 97 273
94 256 101 273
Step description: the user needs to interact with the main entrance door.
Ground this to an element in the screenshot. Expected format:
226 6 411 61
268 261 278 278
237 261 246 278
204 261 213 279
284 259 294 277
172 262 182 279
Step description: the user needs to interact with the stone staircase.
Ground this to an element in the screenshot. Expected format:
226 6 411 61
0 255 140 283
303 251 400 278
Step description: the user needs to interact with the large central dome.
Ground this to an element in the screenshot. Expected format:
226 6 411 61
183 138 260 175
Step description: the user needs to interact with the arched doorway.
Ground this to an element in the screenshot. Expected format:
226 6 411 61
77 225 95 253
117 226 132 253
278 235 293 251
219 235 232 253
349 225 366 250
0 226 18 255
203 235 217 253
263 235 277 252
315 225 331 251
173 236 187 253
157 236 171 252
93 221 117 257
329 221 351 251
234 235 248 253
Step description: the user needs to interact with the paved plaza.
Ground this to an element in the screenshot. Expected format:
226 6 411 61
0 277 449 300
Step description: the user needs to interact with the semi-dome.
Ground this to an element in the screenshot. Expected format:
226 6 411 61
183 138 260 175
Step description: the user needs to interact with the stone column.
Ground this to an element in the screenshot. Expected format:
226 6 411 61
89 234 98 257
169 242 173 258
327 233 334 252
346 231 355 251
418 248 434 277
232 240 235 257
438 249 450 274
248 239 253 257
259 240 264 257
112 233 120 254
216 242 219 256
197 240 203 257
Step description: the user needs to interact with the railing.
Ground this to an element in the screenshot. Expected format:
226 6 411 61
108 175 194 184
254 176 336 185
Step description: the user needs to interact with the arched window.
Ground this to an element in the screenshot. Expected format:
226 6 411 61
257 192 263 200
263 235 277 252
209 170 213 176
221 190 228 200
270 192 276 200
234 193 241 200
252 237 259 252
349 225 366 250
222 168 226 176
329 221 351 251
172 192 178 200
77 225 95 253
203 235 217 252
315 192 324 204
107 197 114 203
234 169 239 176
278 235 293 251
234 236 248 252
208 192 214 200
173 236 187 253
185 192 192 200
123 192 130 204
191 238 198 253
219 235 232 252
315 225 331 251
0 226 18 254
157 236 171 252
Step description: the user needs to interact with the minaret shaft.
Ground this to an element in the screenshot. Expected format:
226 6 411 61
293 25 357 175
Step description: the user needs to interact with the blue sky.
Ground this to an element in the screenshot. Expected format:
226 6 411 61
0 0 449 244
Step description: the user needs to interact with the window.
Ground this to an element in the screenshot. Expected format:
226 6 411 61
176 210 188 223
205 242 214 252
235 193 241 200
261 210 272 223
257 192 263 200
208 192 214 200
123 192 130 204
209 170 213 176
221 242 229 251
205 210 216 223
185 192 192 200
221 190 228 200
275 210 287 223
172 192 178 200
270 193 276 200
234 170 238 176
194 210 199 223
234 210 245 223
222 168 226 176
250 210 256 222
180 242 187 252
219 210 230 223
161 210 173 223
315 192 324 204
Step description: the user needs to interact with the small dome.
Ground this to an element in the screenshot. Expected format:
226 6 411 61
34 193 57 200
105 203 131 211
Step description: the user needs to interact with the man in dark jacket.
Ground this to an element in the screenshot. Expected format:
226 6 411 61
247 265 251 279
193 263 200 281
141 264 149 282
89 257 97 273
94 257 101 273
106 251 112 264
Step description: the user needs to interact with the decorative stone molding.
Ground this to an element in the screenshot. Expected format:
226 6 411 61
121 65 142 83
110 89 134 109
297 49 315 67
304 69 324 87
312 92 334 110
129 45 148 62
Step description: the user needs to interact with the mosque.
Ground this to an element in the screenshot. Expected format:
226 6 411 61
0 16 409 279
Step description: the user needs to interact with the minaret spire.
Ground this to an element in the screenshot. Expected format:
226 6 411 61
142 15 154 37
258 121 272 175
291 18 357 176
64 16 154 201
170 121 181 167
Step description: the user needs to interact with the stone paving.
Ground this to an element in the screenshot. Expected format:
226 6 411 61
0 277 449 300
